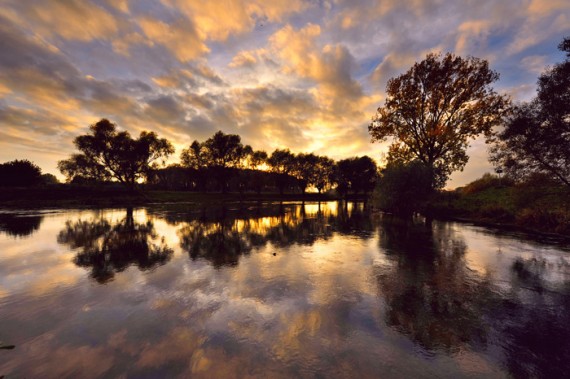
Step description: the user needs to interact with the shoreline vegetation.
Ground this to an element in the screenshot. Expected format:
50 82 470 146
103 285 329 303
0 186 347 209
421 174 570 236
1 175 569 239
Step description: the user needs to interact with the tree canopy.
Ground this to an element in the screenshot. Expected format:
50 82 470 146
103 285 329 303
58 119 174 188
0 159 42 187
180 131 251 192
490 37 570 187
335 156 378 197
369 52 510 188
181 131 251 170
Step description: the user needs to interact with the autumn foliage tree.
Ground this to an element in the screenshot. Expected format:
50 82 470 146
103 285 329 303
369 53 510 188
58 119 174 188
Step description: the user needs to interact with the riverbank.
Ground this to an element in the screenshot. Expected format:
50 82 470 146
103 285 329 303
425 179 570 236
0 186 352 209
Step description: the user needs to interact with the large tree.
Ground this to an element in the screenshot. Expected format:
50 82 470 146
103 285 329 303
181 131 251 192
369 53 510 188
490 37 570 187
58 119 174 188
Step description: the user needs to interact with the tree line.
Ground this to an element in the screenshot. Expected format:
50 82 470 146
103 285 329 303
52 120 378 196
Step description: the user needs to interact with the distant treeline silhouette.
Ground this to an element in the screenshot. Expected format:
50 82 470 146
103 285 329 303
0 119 371 196
60 121 377 195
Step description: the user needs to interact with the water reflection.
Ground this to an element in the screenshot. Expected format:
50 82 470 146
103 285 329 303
168 202 372 267
0 213 43 237
57 208 173 283
1 203 569 378
376 218 492 352
376 217 570 377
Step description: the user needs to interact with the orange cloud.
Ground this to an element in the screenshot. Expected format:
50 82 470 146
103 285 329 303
139 17 209 62
8 0 119 41
162 0 307 41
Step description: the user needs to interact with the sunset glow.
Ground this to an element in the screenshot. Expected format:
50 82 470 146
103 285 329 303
1 0 569 187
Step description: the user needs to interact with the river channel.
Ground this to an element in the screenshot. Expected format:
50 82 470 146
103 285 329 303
0 202 569 378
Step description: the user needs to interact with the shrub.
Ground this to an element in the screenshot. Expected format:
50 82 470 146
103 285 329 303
462 173 513 194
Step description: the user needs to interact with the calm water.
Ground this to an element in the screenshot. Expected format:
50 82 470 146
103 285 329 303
1 202 569 378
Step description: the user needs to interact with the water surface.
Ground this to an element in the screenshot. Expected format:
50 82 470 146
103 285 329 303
1 202 569 378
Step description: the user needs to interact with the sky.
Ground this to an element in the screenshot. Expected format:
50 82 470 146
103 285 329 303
0 0 569 188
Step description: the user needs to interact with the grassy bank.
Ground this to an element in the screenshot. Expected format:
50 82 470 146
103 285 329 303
425 175 570 235
0 185 351 209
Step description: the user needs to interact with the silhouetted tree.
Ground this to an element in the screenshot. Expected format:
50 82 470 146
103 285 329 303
335 156 378 197
490 37 570 187
58 119 174 189
0 159 42 187
268 149 296 195
248 150 268 194
291 153 318 194
313 156 336 194
181 131 250 192
369 53 510 188
41 173 59 185
351 156 378 195
148 164 193 190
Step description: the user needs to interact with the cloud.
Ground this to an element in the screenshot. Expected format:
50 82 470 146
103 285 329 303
229 51 258 68
111 32 152 57
138 17 209 62
0 0 569 186
106 0 130 14
2 0 120 41
520 55 548 74
162 0 307 41
144 94 187 125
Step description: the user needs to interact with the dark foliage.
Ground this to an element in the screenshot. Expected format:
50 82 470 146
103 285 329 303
490 37 570 187
374 160 433 216
335 156 378 197
180 131 251 192
0 159 42 187
58 119 174 188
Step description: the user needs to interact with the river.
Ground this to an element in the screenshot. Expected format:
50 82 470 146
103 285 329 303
0 202 569 378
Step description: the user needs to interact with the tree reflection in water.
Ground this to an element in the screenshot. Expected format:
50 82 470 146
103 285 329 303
161 202 372 268
376 218 492 353
376 217 570 377
58 208 173 283
0 213 44 237
499 257 570 378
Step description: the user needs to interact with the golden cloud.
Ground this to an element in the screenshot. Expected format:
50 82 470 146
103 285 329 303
138 17 209 62
12 0 119 41
162 0 307 41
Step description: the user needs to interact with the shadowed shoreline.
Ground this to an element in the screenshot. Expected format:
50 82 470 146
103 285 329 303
0 186 366 209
